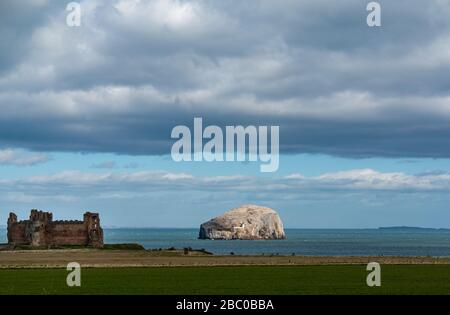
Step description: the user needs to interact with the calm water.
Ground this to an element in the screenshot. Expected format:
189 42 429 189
2 228 450 256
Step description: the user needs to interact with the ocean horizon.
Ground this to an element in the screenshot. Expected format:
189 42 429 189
2 227 450 257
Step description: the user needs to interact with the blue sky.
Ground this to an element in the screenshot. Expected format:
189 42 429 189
2 151 450 228
2 152 450 179
1 0 450 228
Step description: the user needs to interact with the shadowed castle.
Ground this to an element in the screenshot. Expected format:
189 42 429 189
7 210 103 248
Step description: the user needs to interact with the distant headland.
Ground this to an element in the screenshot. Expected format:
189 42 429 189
379 226 450 231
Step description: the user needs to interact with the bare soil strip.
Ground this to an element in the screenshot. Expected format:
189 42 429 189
1 250 450 268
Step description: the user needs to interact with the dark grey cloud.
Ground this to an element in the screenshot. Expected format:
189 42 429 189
1 0 450 158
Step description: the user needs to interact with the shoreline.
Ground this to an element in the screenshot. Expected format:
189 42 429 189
1 249 450 268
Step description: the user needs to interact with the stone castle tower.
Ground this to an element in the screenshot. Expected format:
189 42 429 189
7 210 104 248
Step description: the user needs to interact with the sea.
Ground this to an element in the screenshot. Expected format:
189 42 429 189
2 227 450 257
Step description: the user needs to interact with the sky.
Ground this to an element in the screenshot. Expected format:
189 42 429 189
1 0 450 228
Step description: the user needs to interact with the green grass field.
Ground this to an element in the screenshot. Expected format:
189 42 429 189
1 265 450 295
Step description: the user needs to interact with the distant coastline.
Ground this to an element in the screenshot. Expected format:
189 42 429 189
379 226 450 231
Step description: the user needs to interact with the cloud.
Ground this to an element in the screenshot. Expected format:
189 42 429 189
0 148 50 166
123 162 141 169
2 168 450 204
280 168 450 192
91 160 143 169
91 161 117 169
311 169 438 190
1 1 450 158
3 168 450 230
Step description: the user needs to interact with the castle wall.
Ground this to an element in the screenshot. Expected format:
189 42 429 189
7 210 104 248
51 222 89 245
7 222 29 244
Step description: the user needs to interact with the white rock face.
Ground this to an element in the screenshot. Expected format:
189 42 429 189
199 205 286 240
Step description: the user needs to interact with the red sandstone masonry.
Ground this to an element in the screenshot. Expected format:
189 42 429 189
7 210 103 248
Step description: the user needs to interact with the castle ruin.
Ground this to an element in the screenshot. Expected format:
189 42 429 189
7 210 104 248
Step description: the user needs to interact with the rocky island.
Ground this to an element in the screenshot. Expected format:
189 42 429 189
199 204 286 240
